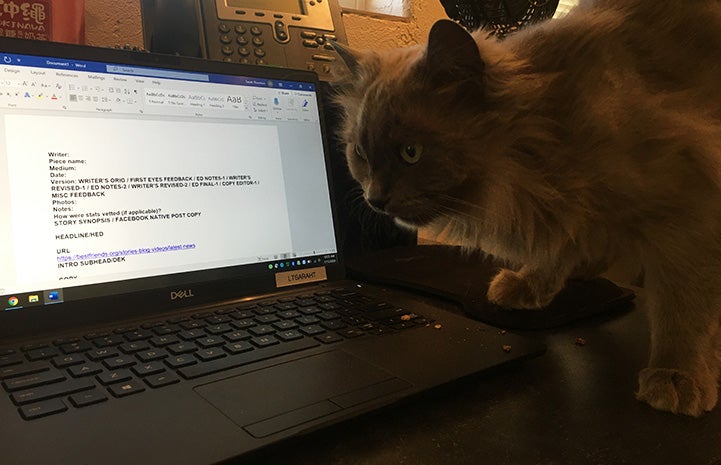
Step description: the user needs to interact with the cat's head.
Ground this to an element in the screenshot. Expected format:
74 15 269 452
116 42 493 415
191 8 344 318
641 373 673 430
331 20 491 230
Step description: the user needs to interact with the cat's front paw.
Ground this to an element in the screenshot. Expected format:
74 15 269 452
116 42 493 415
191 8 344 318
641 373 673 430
487 268 555 309
636 368 718 417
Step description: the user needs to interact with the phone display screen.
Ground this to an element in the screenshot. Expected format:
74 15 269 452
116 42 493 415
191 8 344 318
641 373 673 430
226 0 305 15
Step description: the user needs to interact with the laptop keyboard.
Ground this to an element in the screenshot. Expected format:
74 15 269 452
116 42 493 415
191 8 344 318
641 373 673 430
0 287 432 421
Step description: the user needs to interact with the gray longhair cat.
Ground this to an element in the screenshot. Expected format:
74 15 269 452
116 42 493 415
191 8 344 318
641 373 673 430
331 0 721 416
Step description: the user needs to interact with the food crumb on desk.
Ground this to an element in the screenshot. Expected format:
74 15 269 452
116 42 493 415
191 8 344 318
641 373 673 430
433 323 443 330
401 314 412 321
502 344 512 353
574 337 587 346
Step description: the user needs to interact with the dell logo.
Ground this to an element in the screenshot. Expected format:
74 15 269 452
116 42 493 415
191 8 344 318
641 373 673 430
170 289 195 300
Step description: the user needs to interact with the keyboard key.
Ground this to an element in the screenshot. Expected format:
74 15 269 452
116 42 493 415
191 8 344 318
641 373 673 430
103 356 136 369
3 370 66 391
11 378 95 405
206 324 233 335
52 353 86 368
318 303 342 312
273 320 298 330
224 341 253 354
197 336 224 348
124 330 153 341
251 336 279 348
108 380 145 398
179 338 319 379
235 303 258 312
137 348 169 362
231 319 256 330
92 335 124 347
179 330 206 341
0 353 23 367
318 310 341 320
0 361 49 380
113 326 138 335
255 314 279 324
59 340 93 354
167 342 198 355
120 341 151 353
299 306 322 315
296 316 320 325
223 330 251 342
21 342 49 352
345 315 369 326
69 363 103 378
165 355 196 369
249 325 275 336
191 311 215 320
19 398 67 420
338 328 365 338
140 321 165 330
196 348 226 361
144 372 179 388
97 369 132 385
276 310 301 319
254 305 276 315
132 362 165 377
299 325 325 336
206 316 231 325
180 321 204 330
274 302 297 311
26 347 59 361
153 324 181 335
316 333 344 344
70 389 108 408
150 335 179 347
87 348 119 361
84 332 110 341
276 330 303 342
230 310 255 320
321 320 347 330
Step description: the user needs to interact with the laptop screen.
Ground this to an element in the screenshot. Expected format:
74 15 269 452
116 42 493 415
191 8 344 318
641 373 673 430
0 41 339 316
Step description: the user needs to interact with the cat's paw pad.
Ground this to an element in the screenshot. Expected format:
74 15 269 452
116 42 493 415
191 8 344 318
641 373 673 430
487 269 553 309
636 368 718 417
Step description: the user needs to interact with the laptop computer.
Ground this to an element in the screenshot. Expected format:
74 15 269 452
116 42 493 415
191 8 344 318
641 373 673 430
0 37 545 465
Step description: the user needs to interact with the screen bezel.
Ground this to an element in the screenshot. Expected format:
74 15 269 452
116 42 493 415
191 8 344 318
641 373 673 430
0 37 346 343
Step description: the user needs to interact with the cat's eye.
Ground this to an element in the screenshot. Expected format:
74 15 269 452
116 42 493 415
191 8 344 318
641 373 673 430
354 144 367 160
400 144 423 164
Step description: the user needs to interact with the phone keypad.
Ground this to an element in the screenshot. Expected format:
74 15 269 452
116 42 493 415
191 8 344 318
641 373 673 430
218 23 267 65
211 21 344 78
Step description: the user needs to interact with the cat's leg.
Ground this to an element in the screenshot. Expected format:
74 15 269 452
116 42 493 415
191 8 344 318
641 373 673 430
636 260 721 416
487 263 572 309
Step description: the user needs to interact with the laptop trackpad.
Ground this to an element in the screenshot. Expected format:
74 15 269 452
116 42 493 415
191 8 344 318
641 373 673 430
194 350 411 438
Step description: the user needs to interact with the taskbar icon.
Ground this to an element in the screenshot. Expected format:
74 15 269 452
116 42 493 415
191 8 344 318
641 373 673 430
45 289 64 304
1 289 64 311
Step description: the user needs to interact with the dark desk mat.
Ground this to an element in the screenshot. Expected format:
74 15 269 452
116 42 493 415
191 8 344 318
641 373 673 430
346 245 634 330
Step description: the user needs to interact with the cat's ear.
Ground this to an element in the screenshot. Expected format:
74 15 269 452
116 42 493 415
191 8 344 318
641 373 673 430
424 19 484 80
329 40 362 78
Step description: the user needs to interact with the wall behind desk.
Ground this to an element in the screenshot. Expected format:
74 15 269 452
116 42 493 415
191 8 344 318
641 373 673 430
84 0 448 50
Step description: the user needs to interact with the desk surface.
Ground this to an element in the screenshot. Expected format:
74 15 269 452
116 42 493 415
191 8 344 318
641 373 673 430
232 296 721 465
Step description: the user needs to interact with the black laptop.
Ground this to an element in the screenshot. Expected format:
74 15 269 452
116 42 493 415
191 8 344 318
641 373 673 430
0 38 544 465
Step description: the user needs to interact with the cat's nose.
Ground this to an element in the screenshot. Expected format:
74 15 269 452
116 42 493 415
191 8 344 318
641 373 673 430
367 197 389 213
